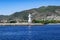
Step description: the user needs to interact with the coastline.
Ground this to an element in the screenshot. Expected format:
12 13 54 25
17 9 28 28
47 23 60 25
0 23 43 26
0 23 60 26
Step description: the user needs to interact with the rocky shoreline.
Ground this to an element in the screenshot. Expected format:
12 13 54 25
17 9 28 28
0 23 43 26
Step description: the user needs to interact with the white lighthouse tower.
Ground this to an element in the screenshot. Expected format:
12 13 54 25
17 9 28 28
28 13 32 23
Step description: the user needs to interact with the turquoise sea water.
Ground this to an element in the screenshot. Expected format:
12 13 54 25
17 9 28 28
0 25 60 40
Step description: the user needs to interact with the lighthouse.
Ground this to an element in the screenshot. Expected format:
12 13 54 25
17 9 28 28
28 13 32 23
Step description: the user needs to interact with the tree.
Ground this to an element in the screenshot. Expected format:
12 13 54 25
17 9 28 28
10 21 17 23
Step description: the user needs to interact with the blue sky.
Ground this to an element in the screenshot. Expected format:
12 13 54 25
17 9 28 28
0 0 60 15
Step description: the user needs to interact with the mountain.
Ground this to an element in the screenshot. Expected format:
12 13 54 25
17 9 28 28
0 6 60 20
0 15 9 20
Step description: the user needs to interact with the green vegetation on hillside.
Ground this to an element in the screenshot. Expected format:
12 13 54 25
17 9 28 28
32 20 60 24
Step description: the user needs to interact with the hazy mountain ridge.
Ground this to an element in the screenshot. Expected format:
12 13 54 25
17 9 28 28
0 6 60 20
